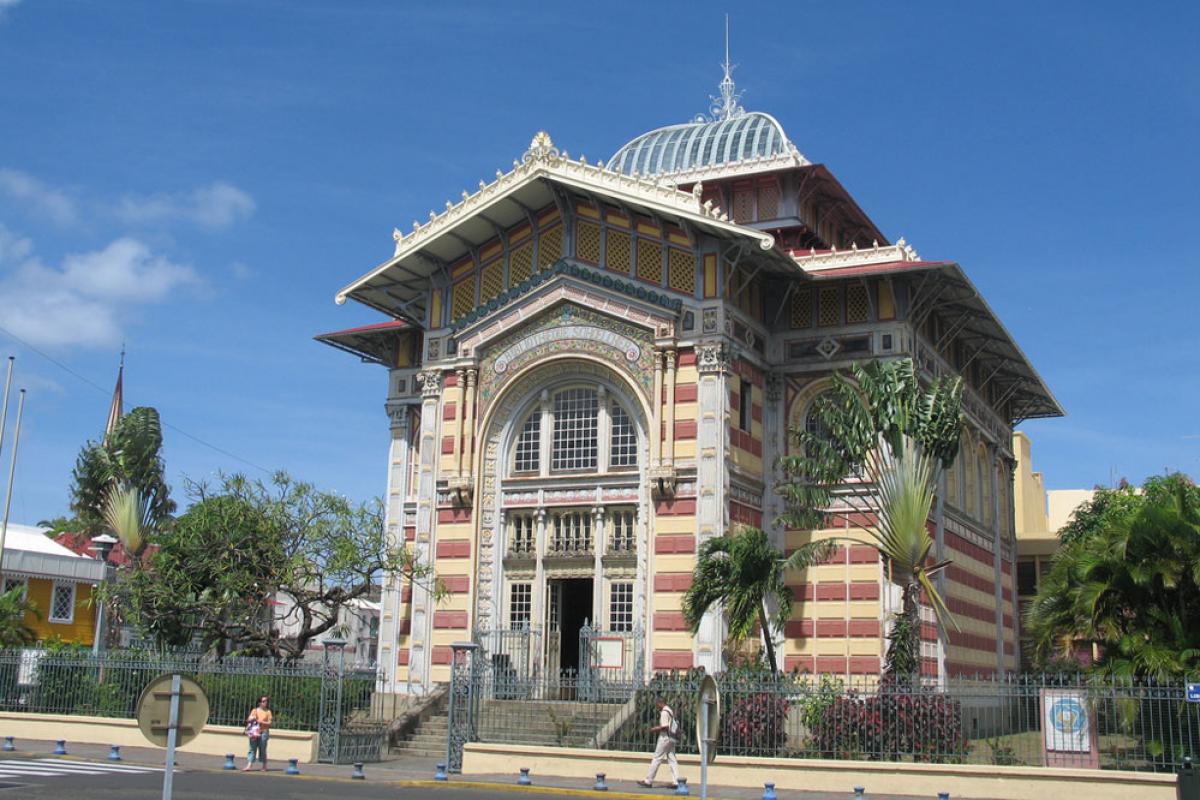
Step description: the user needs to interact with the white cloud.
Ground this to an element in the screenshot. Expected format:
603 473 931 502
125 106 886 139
0 223 33 265
116 181 256 229
230 261 254 281
0 233 199 349
0 168 77 225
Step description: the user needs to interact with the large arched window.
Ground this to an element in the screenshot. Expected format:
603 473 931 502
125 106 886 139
802 391 863 478
508 385 640 477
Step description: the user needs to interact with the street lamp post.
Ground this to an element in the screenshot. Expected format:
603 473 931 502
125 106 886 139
91 534 117 655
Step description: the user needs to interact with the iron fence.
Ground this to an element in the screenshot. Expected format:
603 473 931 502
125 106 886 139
464 670 1200 772
0 648 376 733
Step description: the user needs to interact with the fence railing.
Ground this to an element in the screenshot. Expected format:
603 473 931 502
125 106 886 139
0 648 377 733
466 671 1200 773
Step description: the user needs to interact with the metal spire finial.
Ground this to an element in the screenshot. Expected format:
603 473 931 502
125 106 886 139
710 14 745 121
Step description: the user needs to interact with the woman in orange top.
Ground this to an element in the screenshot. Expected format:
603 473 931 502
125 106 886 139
244 696 273 771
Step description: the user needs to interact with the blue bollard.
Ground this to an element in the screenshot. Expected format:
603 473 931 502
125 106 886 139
223 753 236 770
594 773 608 791
854 787 865 800
517 767 532 785
351 762 365 780
435 762 448 781
53 740 66 756
108 745 121 762
763 782 777 800
674 776 689 796
2 737 12 752
286 758 300 775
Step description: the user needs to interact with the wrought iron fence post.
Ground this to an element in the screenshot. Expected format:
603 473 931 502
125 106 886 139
317 637 347 763
447 642 480 774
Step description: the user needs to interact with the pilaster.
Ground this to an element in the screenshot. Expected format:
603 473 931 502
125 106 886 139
693 340 730 672
408 368 444 692
378 397 417 694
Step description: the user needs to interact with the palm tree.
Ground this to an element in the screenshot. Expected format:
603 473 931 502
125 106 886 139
682 526 836 673
864 438 955 676
71 406 175 536
1026 473 1200 677
777 359 965 677
101 483 155 558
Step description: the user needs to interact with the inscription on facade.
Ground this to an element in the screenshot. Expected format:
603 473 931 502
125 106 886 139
494 325 641 373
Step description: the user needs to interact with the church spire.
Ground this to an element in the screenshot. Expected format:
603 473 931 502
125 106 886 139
711 15 745 121
104 344 124 441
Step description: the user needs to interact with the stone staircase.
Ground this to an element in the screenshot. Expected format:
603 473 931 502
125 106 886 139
477 699 619 747
390 701 450 759
390 695 622 757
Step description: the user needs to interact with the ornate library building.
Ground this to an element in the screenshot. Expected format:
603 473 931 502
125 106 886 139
319 61 1061 695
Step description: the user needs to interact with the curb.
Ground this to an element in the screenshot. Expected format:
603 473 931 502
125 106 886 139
393 778 727 799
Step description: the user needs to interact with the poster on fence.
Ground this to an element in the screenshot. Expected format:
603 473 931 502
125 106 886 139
1040 689 1099 768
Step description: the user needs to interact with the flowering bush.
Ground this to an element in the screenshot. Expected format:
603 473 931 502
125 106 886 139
811 683 968 763
721 689 790 756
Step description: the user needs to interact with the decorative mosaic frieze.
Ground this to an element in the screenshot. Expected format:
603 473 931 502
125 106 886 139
475 303 657 416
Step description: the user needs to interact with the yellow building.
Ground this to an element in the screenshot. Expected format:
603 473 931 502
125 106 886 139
1 524 106 645
1012 432 1095 664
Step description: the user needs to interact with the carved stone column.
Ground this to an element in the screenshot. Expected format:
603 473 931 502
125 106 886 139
462 369 478 476
378 399 416 694
663 349 677 467
452 368 466 476
533 506 548 677
693 341 730 672
651 350 664 467
592 505 605 624
407 368 443 692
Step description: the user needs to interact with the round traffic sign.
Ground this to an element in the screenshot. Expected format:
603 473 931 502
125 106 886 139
135 674 210 748
694 674 720 764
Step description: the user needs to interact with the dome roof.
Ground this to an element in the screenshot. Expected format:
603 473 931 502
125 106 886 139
609 112 801 178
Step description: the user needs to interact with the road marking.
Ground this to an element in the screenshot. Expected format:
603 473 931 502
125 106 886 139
32 758 163 772
0 759 162 778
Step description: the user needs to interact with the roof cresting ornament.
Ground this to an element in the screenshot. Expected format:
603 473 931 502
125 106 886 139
523 131 561 164
704 15 745 122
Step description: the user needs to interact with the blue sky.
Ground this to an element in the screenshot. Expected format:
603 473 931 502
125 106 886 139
0 1 1196 525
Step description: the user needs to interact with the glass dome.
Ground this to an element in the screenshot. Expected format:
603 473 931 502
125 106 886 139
608 111 794 178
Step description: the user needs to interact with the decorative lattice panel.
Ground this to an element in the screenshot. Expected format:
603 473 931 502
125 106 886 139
846 283 869 323
538 225 563 269
757 182 780 220
509 242 533 285
733 189 754 223
636 238 662 284
667 248 695 295
790 288 812 328
818 287 840 326
480 259 504 303
605 229 631 273
576 221 601 264
451 277 475 321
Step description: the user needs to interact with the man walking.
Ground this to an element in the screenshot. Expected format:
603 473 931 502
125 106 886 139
638 696 681 788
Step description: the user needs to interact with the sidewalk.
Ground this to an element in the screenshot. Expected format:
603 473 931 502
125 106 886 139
2 737 939 799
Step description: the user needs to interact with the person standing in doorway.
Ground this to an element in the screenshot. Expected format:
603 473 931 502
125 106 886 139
244 695 273 771
638 696 681 788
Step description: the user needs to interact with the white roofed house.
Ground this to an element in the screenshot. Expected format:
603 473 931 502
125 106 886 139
0 524 107 646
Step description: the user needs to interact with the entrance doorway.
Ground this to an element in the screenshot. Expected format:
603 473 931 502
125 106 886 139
547 578 593 679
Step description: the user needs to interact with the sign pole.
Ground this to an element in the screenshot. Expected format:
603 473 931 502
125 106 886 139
162 673 181 800
700 698 709 800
